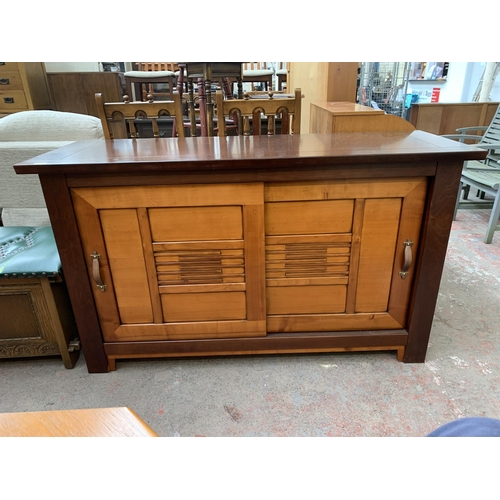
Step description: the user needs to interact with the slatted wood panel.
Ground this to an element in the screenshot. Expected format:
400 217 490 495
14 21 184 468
265 178 427 332
71 183 266 341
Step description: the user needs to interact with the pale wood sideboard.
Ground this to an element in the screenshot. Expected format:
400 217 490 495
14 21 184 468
288 63 359 133
14 133 486 373
409 101 500 136
310 101 415 133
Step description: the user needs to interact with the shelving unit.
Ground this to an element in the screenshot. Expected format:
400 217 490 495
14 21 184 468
357 62 409 119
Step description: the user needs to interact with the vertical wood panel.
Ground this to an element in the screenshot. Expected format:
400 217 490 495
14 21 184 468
100 209 153 324
388 179 428 326
137 208 164 324
41 175 108 373
345 199 365 314
243 204 266 322
405 162 464 362
71 191 122 341
355 198 402 312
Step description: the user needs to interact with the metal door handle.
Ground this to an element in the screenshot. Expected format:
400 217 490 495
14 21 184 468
90 251 107 292
399 239 413 279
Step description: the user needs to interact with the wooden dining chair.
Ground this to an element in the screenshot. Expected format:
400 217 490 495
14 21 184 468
240 62 274 91
172 71 237 137
215 89 303 137
276 62 288 91
124 62 178 102
95 92 185 139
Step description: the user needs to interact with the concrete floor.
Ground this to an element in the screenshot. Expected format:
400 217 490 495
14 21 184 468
1 207 499 437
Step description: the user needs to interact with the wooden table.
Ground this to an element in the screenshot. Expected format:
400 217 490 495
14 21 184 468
0 407 158 436
310 101 415 133
14 132 486 373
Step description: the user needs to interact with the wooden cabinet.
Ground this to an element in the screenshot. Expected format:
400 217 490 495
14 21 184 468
288 63 359 132
264 178 427 333
0 62 52 113
310 102 415 133
14 132 486 372
409 101 500 136
47 72 124 117
71 178 426 347
72 183 266 342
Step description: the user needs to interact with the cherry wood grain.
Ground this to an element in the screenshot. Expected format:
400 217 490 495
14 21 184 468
15 132 486 175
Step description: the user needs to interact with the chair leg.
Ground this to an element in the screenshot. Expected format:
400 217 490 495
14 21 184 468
484 190 500 244
453 180 463 221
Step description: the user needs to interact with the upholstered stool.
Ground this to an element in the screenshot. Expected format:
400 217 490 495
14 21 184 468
123 70 176 101
0 226 80 368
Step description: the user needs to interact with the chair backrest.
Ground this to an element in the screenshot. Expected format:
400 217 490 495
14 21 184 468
479 104 500 166
242 62 269 71
134 62 179 72
216 89 303 137
95 93 185 139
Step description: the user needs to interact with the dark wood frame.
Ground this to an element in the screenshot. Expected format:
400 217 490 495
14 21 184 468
14 133 486 372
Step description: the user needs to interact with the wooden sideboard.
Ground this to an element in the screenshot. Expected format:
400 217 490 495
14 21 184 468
47 72 124 117
310 101 415 133
14 133 486 373
288 63 359 133
409 101 500 136
0 62 52 114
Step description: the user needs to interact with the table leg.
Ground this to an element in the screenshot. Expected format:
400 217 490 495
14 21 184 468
201 64 214 137
198 77 208 137
237 78 243 99
188 78 196 137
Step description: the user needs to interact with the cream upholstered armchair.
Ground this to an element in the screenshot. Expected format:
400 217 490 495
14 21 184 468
0 110 104 226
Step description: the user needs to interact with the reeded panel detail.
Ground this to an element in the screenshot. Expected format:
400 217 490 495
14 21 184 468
154 245 245 286
266 238 350 281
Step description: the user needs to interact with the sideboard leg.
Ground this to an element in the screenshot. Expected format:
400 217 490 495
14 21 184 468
404 161 463 363
39 173 109 373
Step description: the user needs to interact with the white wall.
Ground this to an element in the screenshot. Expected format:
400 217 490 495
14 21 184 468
407 62 500 104
461 62 500 102
44 62 101 72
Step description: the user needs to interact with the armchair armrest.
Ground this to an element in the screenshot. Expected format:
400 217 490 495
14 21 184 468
441 134 482 143
455 126 488 134
441 136 500 149
476 142 500 150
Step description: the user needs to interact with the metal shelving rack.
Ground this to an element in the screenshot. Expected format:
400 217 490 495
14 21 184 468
357 62 410 119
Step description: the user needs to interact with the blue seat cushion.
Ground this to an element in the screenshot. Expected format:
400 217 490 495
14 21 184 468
0 226 61 277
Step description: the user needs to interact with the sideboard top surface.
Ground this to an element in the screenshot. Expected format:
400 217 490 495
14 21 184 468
14 131 486 175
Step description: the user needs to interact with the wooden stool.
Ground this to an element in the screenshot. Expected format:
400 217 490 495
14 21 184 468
0 407 158 436
123 70 176 101
0 226 80 368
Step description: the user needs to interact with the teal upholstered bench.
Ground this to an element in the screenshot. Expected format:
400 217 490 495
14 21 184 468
0 226 80 368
